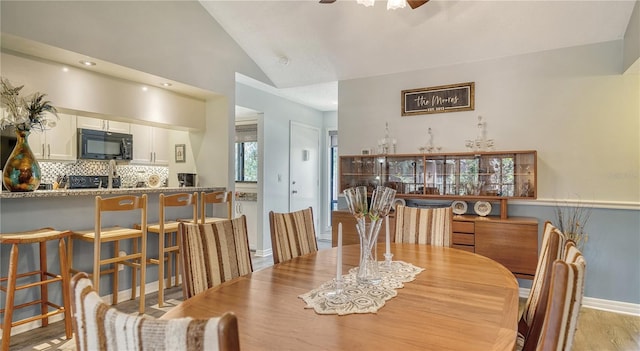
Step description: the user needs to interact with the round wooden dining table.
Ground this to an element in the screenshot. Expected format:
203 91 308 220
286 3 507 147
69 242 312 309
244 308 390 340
162 243 519 351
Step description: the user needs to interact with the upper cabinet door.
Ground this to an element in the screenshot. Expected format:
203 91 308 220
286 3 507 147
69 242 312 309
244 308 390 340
152 127 170 165
47 113 77 160
130 124 153 164
29 113 76 161
130 124 170 165
77 116 130 133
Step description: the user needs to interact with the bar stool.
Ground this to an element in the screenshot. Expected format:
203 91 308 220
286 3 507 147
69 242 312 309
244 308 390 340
68 194 147 314
142 192 197 307
200 191 233 224
0 228 72 351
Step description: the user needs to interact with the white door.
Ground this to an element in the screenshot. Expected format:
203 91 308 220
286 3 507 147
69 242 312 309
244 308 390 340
289 122 320 229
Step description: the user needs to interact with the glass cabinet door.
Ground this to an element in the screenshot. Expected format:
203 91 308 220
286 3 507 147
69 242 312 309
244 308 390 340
341 150 536 199
385 156 424 195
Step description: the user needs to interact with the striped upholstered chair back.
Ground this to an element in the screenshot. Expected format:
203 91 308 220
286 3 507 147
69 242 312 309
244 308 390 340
394 205 452 246
268 207 318 264
178 216 253 299
70 272 240 351
535 241 586 351
518 221 567 350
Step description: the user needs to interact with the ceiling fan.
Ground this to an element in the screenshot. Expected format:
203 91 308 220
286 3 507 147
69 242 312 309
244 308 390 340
319 0 429 10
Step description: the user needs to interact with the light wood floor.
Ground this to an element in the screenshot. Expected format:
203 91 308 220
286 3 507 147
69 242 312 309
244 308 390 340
6 241 640 350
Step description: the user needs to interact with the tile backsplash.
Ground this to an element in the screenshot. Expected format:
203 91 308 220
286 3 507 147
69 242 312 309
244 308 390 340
40 160 169 188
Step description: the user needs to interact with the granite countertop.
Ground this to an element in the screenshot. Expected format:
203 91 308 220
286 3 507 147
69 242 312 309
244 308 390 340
0 186 225 199
235 192 257 201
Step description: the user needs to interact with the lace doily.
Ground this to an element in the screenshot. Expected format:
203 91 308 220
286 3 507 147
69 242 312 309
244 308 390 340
298 260 424 315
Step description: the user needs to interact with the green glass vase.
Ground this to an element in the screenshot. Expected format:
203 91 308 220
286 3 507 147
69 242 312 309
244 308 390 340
2 129 41 192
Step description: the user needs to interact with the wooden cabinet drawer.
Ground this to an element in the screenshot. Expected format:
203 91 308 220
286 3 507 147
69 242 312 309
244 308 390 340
453 233 474 245
452 244 475 253
453 221 474 233
475 220 538 277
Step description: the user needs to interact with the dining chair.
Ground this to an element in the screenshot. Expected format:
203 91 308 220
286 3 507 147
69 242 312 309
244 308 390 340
268 207 318 264
394 205 453 246
143 192 197 307
70 272 240 351
518 241 586 351
178 216 253 299
200 191 233 224
518 221 566 348
68 194 147 314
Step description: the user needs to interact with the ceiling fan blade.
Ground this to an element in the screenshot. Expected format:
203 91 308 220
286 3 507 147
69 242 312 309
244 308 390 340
319 0 337 3
407 0 429 9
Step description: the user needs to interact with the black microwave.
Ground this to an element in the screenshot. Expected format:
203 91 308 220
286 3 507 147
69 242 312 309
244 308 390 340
78 128 133 160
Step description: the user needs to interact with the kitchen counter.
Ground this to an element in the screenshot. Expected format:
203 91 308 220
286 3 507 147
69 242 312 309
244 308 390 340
0 184 228 328
0 186 221 199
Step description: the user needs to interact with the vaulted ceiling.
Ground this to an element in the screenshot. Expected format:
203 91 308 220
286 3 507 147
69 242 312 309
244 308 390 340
201 0 637 111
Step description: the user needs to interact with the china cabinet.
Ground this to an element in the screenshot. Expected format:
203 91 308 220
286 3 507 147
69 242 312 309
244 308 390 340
339 150 536 219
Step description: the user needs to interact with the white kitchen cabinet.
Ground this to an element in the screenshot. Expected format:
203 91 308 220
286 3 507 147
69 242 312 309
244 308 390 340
29 113 77 160
77 116 130 134
235 198 257 250
130 124 170 165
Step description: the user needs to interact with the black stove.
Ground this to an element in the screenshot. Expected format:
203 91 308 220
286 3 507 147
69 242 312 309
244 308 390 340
67 175 121 189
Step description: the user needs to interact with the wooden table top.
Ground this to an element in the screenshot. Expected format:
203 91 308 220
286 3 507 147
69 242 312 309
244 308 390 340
162 243 519 351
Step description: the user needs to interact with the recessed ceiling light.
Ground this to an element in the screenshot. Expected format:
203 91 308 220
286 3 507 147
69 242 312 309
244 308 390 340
79 60 96 66
142 86 148 91
278 56 290 66
62 67 69 72
161 82 172 87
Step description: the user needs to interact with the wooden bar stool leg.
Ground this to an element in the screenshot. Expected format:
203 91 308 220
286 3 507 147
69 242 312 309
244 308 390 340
139 235 147 314
39 241 49 328
58 237 72 339
166 232 173 289
113 241 120 305
2 243 19 351
67 236 74 274
158 230 165 307
130 239 137 301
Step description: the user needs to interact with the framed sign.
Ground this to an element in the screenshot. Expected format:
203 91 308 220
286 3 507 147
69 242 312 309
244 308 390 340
175 144 186 163
402 82 475 116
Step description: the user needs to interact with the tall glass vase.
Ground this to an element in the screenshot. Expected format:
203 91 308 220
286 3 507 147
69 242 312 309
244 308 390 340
2 129 41 192
356 220 383 284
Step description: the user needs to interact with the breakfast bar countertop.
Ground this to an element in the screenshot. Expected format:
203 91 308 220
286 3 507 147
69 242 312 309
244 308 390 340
0 186 224 199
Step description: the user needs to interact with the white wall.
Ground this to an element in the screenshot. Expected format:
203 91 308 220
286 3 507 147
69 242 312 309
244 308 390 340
1 51 207 130
339 40 639 204
236 83 326 255
338 40 640 305
623 0 640 73
1 1 272 191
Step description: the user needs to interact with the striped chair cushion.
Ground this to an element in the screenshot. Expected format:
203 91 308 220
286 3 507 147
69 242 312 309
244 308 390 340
70 273 239 351
394 205 452 247
519 221 566 346
269 207 318 264
537 244 586 351
179 216 253 299
516 241 586 351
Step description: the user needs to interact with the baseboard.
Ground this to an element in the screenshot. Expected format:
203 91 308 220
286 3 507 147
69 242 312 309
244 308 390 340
519 287 640 316
254 248 272 257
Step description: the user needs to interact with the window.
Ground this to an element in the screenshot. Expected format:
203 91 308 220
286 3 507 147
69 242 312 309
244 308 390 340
235 124 258 182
